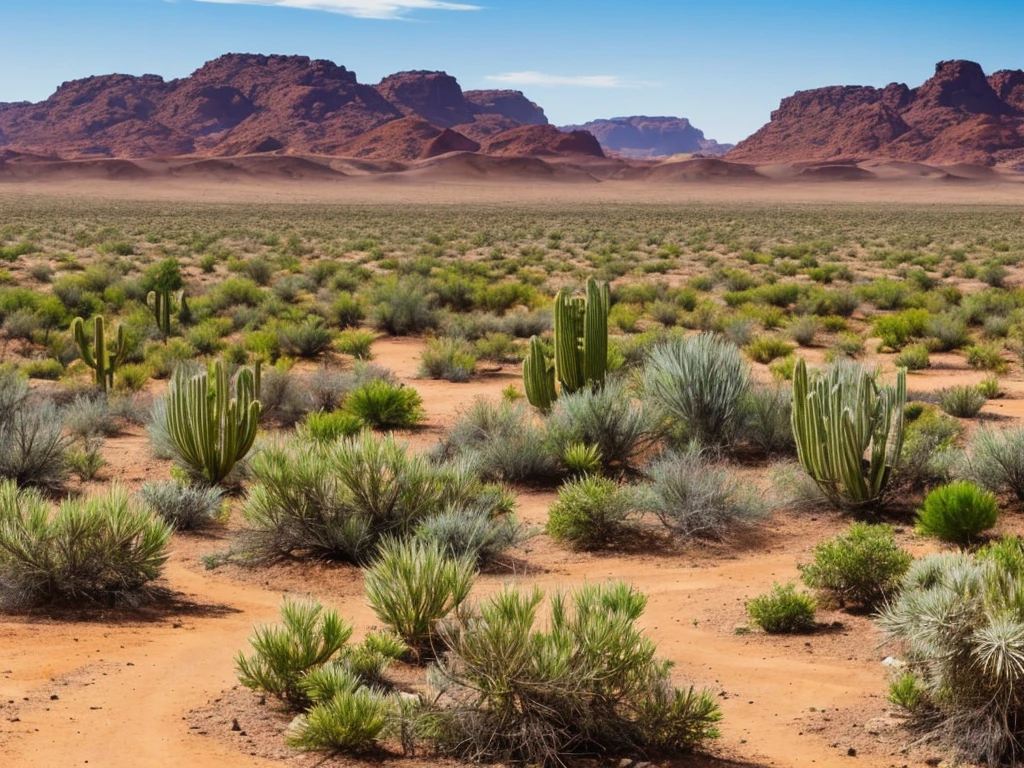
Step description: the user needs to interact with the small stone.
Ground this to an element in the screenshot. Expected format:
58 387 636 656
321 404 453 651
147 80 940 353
231 719 241 732
847 747 857 757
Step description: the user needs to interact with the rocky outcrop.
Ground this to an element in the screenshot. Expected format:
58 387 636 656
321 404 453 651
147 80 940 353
729 60 1024 167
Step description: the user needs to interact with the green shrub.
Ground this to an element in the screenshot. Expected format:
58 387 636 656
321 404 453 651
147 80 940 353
547 475 632 550
916 481 999 545
635 447 765 540
286 683 392 753
894 343 930 371
241 432 509 563
21 358 64 380
927 314 970 351
414 506 526 567
746 583 816 633
236 598 353 706
0 370 69 489
279 318 334 359
873 315 911 351
137 481 224 530
799 523 911 608
742 382 794 455
966 342 1008 373
428 582 721 764
0 481 170 607
745 336 794 364
977 374 1001 399
545 376 659 473
431 399 559 484
642 332 751 447
419 337 477 382
364 537 475 658
371 277 440 335
896 406 961 490
887 672 926 712
344 380 425 430
562 442 602 476
938 385 986 418
66 439 107 481
298 410 364 443
336 329 375 360
330 293 364 328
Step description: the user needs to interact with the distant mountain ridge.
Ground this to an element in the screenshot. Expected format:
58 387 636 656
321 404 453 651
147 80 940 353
561 116 732 159
0 53 602 162
729 60 1024 167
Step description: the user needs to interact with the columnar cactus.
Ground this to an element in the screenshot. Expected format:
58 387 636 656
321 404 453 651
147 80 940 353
147 289 184 340
166 360 262 485
71 316 127 392
523 278 609 409
792 358 906 509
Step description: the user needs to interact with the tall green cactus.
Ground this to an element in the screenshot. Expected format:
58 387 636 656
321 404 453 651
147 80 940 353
71 316 127 392
523 278 609 409
792 358 906 509
166 360 262 485
147 289 184 340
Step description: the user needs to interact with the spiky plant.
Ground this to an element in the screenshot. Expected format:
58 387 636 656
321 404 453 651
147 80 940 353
791 358 906 509
164 360 261 485
641 332 751 448
523 278 609 409
364 537 476 659
71 316 128 392
235 598 353 706
0 480 171 607
877 543 1024 763
428 581 721 764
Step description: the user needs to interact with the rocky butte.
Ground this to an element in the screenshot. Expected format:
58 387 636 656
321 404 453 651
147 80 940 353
0 53 603 162
729 59 1024 168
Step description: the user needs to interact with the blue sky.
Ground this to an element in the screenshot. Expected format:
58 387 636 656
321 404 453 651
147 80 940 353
1 0 1023 142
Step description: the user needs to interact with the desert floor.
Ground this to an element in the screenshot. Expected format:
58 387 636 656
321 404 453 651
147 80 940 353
3 176 1024 768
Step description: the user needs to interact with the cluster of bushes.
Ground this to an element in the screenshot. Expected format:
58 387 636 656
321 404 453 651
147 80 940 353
237 578 722 761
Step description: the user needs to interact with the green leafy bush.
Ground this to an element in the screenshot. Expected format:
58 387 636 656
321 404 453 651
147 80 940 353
344 380 425 430
428 582 721 764
799 523 911 608
915 481 999 545
336 329 375 360
279 318 334 359
547 475 632 550
364 537 475 657
0 481 170 607
298 410 364 443
287 682 392 753
746 583 816 633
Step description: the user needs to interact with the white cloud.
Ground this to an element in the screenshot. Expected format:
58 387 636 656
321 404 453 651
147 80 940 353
193 0 480 20
485 71 659 88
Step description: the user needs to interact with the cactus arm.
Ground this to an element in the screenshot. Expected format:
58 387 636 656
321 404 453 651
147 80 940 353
582 278 609 386
523 336 556 411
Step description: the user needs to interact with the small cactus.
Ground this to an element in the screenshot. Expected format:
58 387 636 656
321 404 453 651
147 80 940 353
523 278 609 409
71 316 127 392
147 289 184 340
